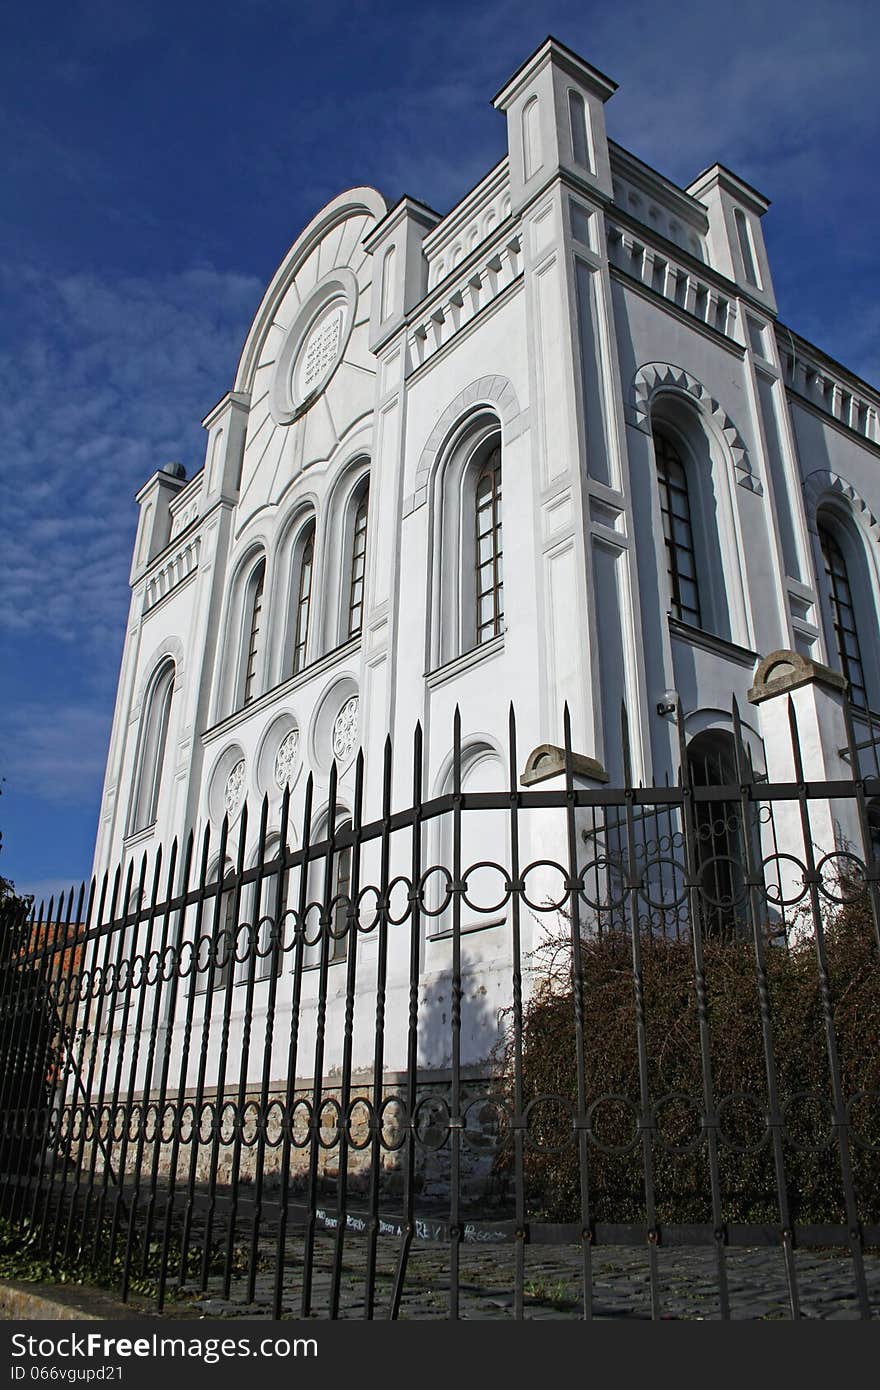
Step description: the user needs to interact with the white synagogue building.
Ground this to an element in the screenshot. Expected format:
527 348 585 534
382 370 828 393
91 36 880 1072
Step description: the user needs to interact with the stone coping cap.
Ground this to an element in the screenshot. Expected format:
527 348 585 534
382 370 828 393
520 743 608 787
748 649 847 704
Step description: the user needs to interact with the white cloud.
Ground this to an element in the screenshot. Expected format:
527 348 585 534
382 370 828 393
0 261 262 650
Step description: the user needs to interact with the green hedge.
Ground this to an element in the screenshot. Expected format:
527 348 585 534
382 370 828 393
497 893 880 1226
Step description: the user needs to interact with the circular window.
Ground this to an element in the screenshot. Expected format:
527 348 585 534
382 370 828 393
270 269 358 426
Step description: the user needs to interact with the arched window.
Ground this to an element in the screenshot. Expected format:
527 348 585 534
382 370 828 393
432 417 504 668
654 428 701 629
686 731 747 941
290 520 315 676
130 660 175 833
650 409 739 643
818 521 868 709
346 484 369 639
241 558 266 707
474 448 503 645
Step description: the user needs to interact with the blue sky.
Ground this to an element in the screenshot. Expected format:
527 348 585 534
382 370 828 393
1 0 878 907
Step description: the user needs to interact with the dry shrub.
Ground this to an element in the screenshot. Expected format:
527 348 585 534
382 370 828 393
498 891 880 1226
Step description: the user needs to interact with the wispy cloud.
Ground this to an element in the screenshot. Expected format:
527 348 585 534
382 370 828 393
0 262 261 650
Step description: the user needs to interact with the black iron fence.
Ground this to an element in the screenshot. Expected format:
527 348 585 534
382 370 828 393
1 698 879 1319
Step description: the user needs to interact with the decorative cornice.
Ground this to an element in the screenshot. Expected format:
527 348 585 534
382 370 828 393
629 361 762 495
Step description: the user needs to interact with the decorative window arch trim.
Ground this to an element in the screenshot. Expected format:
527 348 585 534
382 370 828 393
629 362 761 496
406 375 523 514
130 637 185 723
802 469 880 544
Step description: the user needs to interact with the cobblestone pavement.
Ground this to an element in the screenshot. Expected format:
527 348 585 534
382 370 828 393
176 1235 880 1320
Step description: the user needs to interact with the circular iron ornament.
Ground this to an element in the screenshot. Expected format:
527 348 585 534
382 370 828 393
380 1095 409 1152
463 1094 509 1153
220 1101 238 1145
78 968 91 1002
355 885 382 934
781 1091 836 1155
523 1094 577 1155
578 856 628 911
128 1105 141 1143
255 915 276 961
693 855 749 911
417 866 453 919
265 1100 285 1148
652 1092 706 1156
386 875 414 926
100 963 116 996
143 1103 160 1145
161 944 177 982
116 959 131 994
161 1104 176 1144
130 953 146 991
412 1095 451 1151
90 965 104 998
45 1109 60 1145
814 851 867 904
198 1102 216 1145
290 1099 312 1150
520 860 571 913
346 1098 374 1151
55 974 70 1007
328 896 351 942
637 857 690 911
279 908 301 954
318 1098 341 1150
460 861 511 916
761 854 810 908
98 1105 112 1141
177 1104 195 1144
302 902 324 950
224 758 247 817
274 728 300 791
112 1106 127 1143
847 1090 880 1151
716 1092 770 1154
234 921 255 964
146 948 162 986
196 934 214 975
241 1101 261 1148
586 1094 641 1156
178 940 195 979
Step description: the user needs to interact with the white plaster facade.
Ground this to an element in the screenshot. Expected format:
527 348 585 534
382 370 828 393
92 38 880 1076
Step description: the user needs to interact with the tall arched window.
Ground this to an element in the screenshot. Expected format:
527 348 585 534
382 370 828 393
130 660 175 833
818 521 868 709
347 485 369 639
291 521 315 675
474 448 503 645
654 428 701 628
241 559 266 707
432 417 504 668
